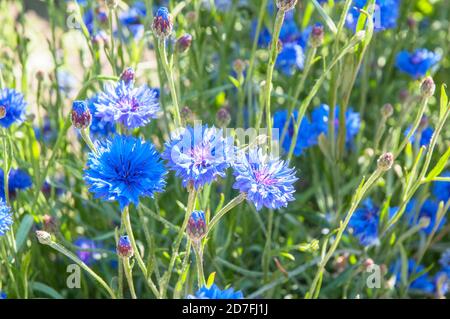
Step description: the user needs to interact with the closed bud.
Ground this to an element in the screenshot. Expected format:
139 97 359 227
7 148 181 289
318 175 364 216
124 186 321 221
120 67 135 85
276 0 298 12
181 106 194 124
232 59 246 76
399 89 409 103
117 235 134 258
310 24 324 48
420 76 435 98
36 70 45 82
381 103 393 118
36 230 52 245
216 107 231 127
71 100 92 129
187 210 207 242
377 152 394 171
42 214 58 234
0 106 6 120
176 34 193 53
407 17 416 29
152 7 173 39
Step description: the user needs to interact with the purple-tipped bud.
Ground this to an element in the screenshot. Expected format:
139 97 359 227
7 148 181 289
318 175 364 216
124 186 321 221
152 7 173 39
117 235 134 258
232 59 246 76
176 34 193 53
71 100 92 129
187 210 207 242
216 107 231 127
36 230 52 245
276 0 297 12
381 103 393 118
407 17 416 29
36 70 45 81
377 152 394 171
421 76 435 98
0 106 6 120
120 67 135 85
311 24 324 48
181 106 194 124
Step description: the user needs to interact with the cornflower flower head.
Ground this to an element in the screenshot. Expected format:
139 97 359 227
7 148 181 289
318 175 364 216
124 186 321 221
273 110 318 156
118 1 146 40
395 49 441 79
405 199 446 235
94 75 160 129
0 199 13 236
74 237 102 265
348 199 380 246
0 292 6 299
433 171 450 203
404 124 434 147
390 259 435 295
86 95 116 138
0 168 32 200
0 88 27 128
232 148 298 211
152 7 173 39
187 210 207 242
84 135 166 210
346 0 401 32
162 125 234 189
276 42 305 76
71 100 92 130
188 284 244 299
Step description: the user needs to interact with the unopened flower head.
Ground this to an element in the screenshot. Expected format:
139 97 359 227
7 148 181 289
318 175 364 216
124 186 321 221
181 106 194 124
84 135 167 210
71 100 92 129
232 59 246 75
276 0 297 12
381 103 394 118
216 107 231 127
0 88 28 128
187 210 207 242
152 7 173 39
377 152 394 171
120 67 136 86
176 34 193 53
117 235 134 258
162 125 234 189
0 199 13 236
310 24 324 48
232 148 298 211
35 230 52 245
421 76 436 98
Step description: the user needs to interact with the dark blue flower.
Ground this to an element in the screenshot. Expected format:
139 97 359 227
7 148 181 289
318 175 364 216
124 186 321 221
0 199 13 237
86 95 116 138
390 259 435 294
346 0 400 32
94 78 160 129
310 104 361 145
34 116 57 144
232 148 297 211
118 1 146 40
84 135 166 210
433 171 449 203
74 237 102 265
188 284 244 299
83 7 108 36
404 125 434 147
273 110 318 156
0 88 27 128
0 292 6 299
276 43 305 75
0 168 32 200
349 199 380 246
405 199 446 235
396 49 441 79
163 125 233 189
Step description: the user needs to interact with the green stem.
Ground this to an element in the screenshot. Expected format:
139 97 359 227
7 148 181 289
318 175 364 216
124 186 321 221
262 209 274 283
206 193 246 236
193 241 205 287
122 257 137 299
80 128 98 154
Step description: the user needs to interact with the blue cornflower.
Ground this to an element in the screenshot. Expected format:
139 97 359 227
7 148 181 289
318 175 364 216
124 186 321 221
404 124 434 147
202 0 246 12
86 95 116 138
405 199 446 235
94 78 160 129
276 43 305 76
0 88 27 128
34 116 57 144
273 110 318 156
0 168 32 200
84 135 166 210
232 148 297 211
390 259 435 294
440 249 450 277
349 199 380 246
74 237 102 265
395 49 441 79
433 171 450 203
0 199 13 236
118 1 146 40
83 7 108 36
163 125 233 189
310 104 361 145
346 0 400 32
188 284 244 299
0 292 6 299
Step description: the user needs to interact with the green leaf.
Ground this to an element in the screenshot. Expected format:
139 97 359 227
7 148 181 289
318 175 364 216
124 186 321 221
206 272 216 288
425 147 450 182
228 76 240 89
31 282 64 299
440 84 448 121
280 252 296 261
15 214 34 252
311 0 338 34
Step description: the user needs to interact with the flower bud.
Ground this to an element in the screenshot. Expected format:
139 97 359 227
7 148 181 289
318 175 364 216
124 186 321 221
310 24 324 48
117 235 134 258
399 89 409 103
0 106 6 120
120 67 135 85
421 76 435 98
381 103 393 118
377 152 394 171
36 70 45 82
186 210 207 242
276 0 298 12
71 100 92 129
176 34 193 53
181 106 194 124
216 107 231 127
232 59 246 76
42 214 58 234
407 17 416 29
36 230 52 245
152 7 173 39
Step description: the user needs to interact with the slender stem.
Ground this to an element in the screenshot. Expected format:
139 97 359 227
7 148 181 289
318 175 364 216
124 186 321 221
80 128 98 154
206 193 246 236
122 257 137 299
262 209 274 283
108 8 117 75
158 38 182 127
193 241 205 287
